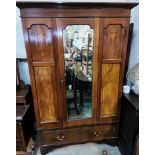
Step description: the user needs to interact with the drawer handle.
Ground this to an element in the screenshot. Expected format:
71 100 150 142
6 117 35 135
56 136 64 141
93 131 101 136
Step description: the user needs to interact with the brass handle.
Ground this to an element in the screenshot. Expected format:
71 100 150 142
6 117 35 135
93 131 97 135
93 131 101 137
56 136 64 141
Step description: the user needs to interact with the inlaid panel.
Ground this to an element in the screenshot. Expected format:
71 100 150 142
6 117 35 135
34 67 58 123
100 64 120 116
102 24 124 59
28 25 54 62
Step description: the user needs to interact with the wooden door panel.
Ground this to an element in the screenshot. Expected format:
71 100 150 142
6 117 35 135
98 18 130 123
34 67 59 123
101 18 128 61
102 24 124 59
22 18 62 129
28 25 54 63
100 64 120 116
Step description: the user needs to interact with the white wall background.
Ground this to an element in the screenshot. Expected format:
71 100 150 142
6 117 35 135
129 5 139 70
16 8 30 84
16 5 139 84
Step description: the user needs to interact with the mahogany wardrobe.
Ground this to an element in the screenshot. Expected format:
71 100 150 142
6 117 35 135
17 1 138 154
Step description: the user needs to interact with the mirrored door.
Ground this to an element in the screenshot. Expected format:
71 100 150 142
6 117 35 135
63 25 94 121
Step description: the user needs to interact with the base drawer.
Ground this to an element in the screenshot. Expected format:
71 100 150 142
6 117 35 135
39 124 119 146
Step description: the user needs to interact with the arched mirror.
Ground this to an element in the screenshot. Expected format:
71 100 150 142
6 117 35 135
63 25 94 121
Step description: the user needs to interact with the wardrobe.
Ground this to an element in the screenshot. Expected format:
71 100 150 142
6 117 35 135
17 1 138 154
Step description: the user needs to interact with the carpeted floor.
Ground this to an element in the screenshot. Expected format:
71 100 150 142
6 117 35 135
37 143 121 155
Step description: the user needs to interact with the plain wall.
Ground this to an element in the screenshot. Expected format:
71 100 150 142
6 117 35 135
16 5 139 84
128 5 139 70
16 8 30 84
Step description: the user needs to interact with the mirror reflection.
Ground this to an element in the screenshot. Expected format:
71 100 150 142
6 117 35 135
63 25 94 121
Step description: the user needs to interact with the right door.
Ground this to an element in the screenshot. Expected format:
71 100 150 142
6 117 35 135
98 18 130 123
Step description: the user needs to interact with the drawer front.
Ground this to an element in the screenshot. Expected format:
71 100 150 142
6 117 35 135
16 96 26 104
39 124 118 145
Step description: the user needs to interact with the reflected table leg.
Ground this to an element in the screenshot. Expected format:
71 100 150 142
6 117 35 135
79 81 84 107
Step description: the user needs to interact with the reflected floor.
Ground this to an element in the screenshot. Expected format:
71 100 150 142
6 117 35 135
67 98 92 121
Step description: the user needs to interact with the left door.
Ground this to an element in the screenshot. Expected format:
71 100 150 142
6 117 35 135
22 18 62 129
